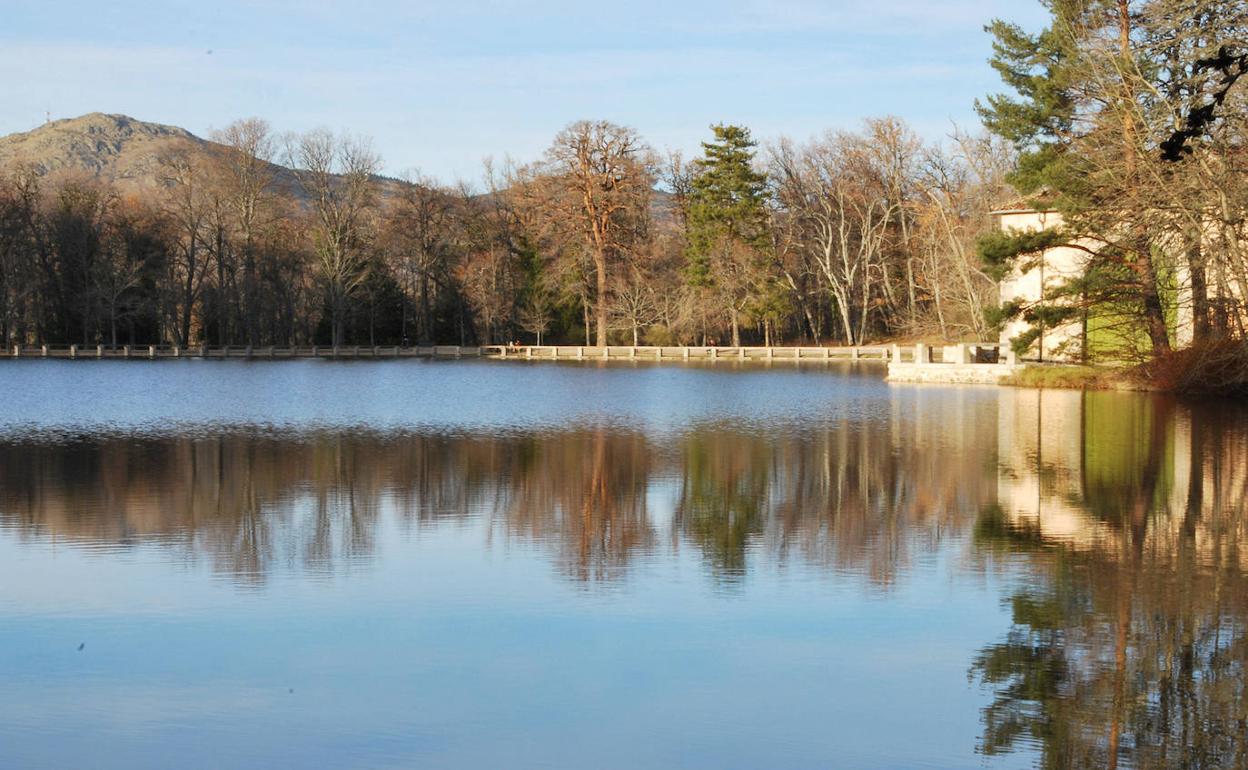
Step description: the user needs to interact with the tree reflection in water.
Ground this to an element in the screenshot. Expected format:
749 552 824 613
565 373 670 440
1 388 1246 768
0 396 1002 587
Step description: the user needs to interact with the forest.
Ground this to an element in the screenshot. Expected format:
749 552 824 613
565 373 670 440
0 118 1009 350
0 0 1244 363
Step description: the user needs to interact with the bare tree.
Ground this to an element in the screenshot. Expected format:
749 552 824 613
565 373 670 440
94 200 153 349
610 266 658 346
772 134 891 345
542 121 653 346
211 119 277 345
287 129 380 347
384 172 458 344
518 277 554 345
158 148 213 345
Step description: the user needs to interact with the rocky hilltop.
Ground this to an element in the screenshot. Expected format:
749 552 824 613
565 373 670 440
0 113 675 217
0 113 209 192
0 113 424 204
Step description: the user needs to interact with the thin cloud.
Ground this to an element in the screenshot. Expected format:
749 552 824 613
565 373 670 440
0 0 1032 179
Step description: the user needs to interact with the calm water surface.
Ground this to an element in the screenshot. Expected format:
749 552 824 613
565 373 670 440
1 360 1245 769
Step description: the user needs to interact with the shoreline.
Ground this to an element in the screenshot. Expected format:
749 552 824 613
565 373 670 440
2 343 894 363
6 342 1241 397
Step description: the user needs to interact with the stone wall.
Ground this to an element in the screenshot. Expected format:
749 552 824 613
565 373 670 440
886 362 1023 385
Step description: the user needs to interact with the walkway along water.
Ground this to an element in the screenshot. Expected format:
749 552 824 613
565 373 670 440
3 342 1022 381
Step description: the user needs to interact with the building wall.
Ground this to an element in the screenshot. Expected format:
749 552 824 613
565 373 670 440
995 208 1199 360
995 210 1087 362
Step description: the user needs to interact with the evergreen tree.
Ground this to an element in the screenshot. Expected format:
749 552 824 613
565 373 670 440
684 124 772 345
976 5 1082 197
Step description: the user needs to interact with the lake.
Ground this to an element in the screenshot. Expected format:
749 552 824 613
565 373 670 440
1 360 1245 769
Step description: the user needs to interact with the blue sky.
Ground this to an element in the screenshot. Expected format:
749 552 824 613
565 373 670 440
0 0 1046 182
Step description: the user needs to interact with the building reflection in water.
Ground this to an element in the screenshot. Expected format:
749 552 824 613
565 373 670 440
977 389 1248 769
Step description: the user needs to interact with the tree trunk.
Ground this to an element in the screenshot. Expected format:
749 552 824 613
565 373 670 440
368 297 376 347
244 244 256 346
181 264 194 347
1187 233 1210 344
583 297 591 346
400 280 408 345
216 226 228 345
1138 242 1172 355
835 294 854 346
420 271 432 344
332 287 345 348
595 251 608 347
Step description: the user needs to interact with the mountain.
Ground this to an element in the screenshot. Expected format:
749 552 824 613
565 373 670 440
0 113 210 193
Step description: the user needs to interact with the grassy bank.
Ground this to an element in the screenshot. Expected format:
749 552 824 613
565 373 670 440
1001 365 1132 391
1001 341 1248 395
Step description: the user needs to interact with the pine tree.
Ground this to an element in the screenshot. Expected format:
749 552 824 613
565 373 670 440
684 124 772 345
975 5 1082 197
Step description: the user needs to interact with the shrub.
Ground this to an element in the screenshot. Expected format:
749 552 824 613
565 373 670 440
1135 340 1248 395
643 324 677 347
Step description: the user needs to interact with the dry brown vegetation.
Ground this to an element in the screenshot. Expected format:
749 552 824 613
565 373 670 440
1133 339 1248 395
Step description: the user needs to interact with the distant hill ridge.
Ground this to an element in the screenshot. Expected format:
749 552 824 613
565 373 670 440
0 112 416 204
0 113 677 219
0 113 209 189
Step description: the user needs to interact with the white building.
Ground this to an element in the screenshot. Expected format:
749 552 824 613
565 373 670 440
993 206 1196 362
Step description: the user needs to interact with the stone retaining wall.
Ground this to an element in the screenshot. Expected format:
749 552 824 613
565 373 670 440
886 362 1024 385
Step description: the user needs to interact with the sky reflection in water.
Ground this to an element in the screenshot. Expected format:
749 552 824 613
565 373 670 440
0 361 1245 769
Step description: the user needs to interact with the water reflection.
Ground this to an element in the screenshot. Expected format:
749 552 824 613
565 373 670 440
1 385 1246 768
976 390 1248 769
0 401 1001 587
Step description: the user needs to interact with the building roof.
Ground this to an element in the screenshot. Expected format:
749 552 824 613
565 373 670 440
989 187 1059 216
